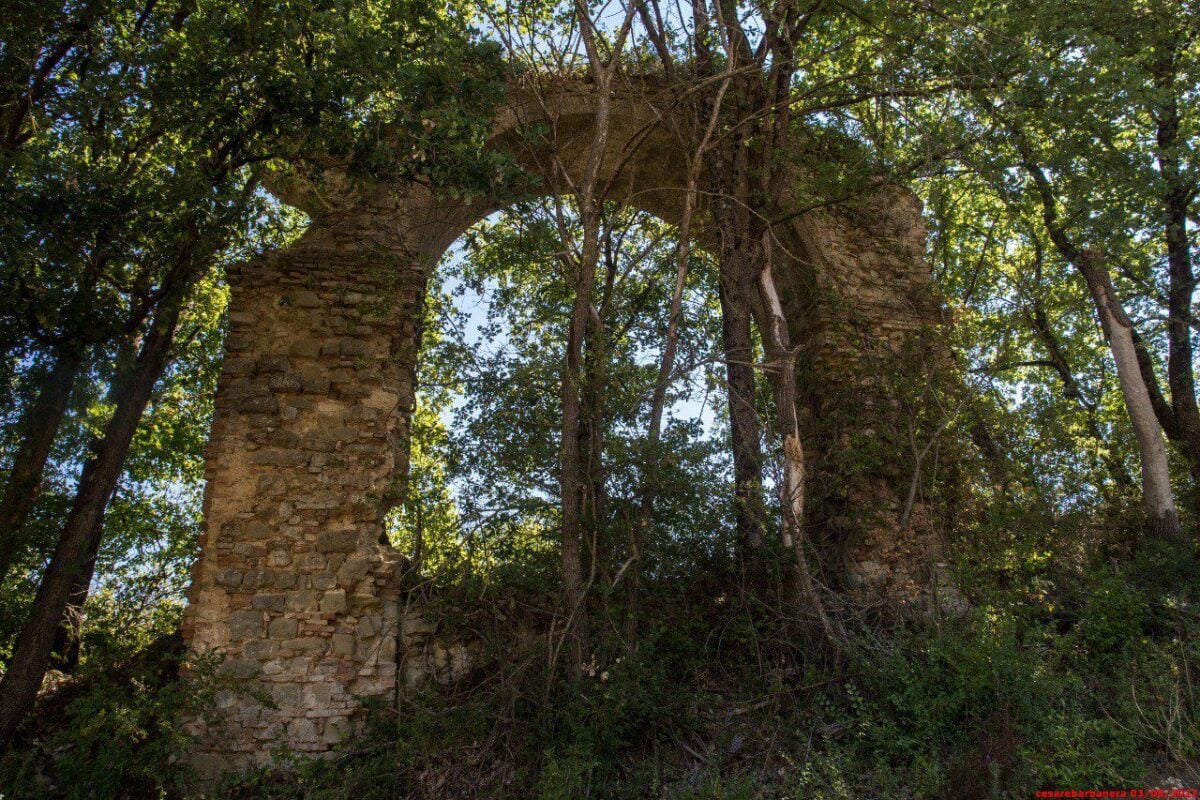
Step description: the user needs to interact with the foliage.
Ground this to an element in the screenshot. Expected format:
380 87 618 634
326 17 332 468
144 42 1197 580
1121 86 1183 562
1 0 1199 796
0 641 224 799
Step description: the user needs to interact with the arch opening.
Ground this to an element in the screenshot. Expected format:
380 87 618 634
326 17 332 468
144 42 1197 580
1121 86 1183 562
385 198 737 591
179 79 949 774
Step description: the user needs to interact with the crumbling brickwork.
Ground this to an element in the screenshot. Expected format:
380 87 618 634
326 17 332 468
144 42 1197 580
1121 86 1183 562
784 188 956 604
180 204 421 775
180 84 955 777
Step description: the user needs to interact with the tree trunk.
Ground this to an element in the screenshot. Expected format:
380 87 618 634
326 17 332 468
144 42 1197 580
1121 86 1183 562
719 275 768 563
1155 91 1200 522
700 45 773 583
559 223 594 673
0 343 86 588
0 285 188 744
43 332 141 672
628 185 696 641
48 550 96 673
708 129 768 576
756 257 840 646
550 0 638 673
1017 138 1186 543
1023 297 1134 491
1077 252 1184 542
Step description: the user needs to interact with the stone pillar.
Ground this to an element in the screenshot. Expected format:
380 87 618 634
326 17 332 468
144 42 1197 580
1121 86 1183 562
785 187 958 608
181 205 428 775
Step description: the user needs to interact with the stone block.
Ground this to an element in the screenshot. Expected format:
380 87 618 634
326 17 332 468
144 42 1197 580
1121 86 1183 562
253 721 284 741
268 373 304 393
222 657 260 680
273 683 303 710
303 683 333 707
288 339 322 358
401 615 435 638
243 520 272 540
338 556 371 583
268 617 299 639
234 542 267 559
323 716 349 745
304 434 338 452
316 531 357 554
291 290 322 308
283 719 316 743
339 339 368 357
257 355 291 374
332 383 370 400
216 568 243 588
355 615 382 638
319 590 347 614
299 553 327 570
223 333 253 353
283 637 326 654
229 610 263 639
378 636 397 660
345 406 378 422
287 591 319 612
330 426 360 443
237 395 279 415
243 569 270 589
252 594 286 612
242 639 279 661
224 357 255 376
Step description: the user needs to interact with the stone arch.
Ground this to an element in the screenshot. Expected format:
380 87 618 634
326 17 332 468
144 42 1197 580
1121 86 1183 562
180 77 947 774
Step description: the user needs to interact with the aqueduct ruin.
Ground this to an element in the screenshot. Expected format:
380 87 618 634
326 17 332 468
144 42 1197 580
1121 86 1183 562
179 78 951 774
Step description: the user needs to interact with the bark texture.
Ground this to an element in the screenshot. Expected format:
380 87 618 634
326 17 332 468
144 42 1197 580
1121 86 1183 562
0 283 188 744
0 344 85 587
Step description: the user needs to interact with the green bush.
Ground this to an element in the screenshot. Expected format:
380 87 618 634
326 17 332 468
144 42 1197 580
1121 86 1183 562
0 642 218 800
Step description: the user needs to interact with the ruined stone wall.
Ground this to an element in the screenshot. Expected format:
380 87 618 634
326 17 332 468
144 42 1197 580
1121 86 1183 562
179 84 957 776
180 205 422 775
786 188 957 607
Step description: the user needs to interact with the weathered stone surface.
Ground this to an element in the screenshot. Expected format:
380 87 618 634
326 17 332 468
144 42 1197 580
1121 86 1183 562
180 77 952 781
316 531 357 554
268 617 299 639
319 590 347 614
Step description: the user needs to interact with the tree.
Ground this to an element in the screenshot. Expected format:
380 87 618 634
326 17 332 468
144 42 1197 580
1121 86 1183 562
921 0 1199 538
0 0 504 741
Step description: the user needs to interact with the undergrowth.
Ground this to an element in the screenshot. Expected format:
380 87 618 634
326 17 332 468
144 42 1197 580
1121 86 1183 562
3 519 1198 799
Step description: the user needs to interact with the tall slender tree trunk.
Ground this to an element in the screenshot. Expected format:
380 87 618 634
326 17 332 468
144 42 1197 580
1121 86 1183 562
48 550 96 673
557 196 603 672
628 183 696 641
1077 253 1184 542
708 129 768 579
559 225 595 673
1023 257 1135 491
550 0 638 674
0 342 86 588
580 293 607 604
0 283 189 744
625 84 727 637
719 278 767 559
46 334 140 673
1017 137 1185 543
1155 89 1200 522
757 257 839 646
